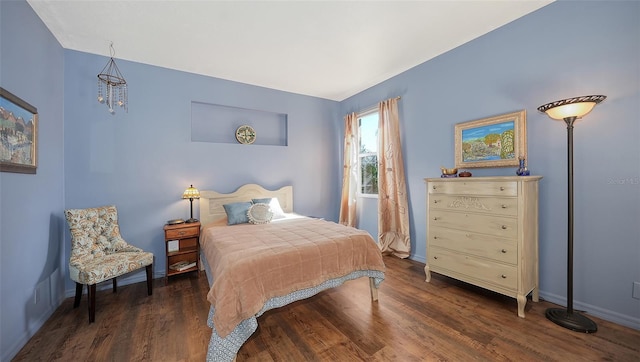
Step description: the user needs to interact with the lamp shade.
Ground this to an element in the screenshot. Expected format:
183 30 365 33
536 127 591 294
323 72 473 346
182 185 200 199
537 95 606 120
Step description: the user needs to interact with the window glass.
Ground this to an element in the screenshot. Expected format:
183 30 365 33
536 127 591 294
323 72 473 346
358 112 378 195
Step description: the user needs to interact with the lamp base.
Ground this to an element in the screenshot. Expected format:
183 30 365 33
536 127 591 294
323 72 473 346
185 218 199 223
546 308 597 333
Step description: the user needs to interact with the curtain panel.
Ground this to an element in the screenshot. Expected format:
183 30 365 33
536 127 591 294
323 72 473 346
377 98 411 258
339 112 358 227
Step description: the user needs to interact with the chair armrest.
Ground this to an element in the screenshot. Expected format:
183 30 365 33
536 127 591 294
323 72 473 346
111 237 143 253
114 244 143 253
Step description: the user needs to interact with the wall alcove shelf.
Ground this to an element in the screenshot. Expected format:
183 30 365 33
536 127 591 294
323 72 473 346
191 101 288 146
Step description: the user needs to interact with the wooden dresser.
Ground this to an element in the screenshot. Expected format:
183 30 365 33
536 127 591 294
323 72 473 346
424 176 542 318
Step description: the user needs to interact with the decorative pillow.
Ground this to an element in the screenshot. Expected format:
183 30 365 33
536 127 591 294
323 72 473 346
251 198 286 219
247 203 273 224
222 202 253 225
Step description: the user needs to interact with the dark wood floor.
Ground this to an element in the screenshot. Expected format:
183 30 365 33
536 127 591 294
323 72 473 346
13 257 640 361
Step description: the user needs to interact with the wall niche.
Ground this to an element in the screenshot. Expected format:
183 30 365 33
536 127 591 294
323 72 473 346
191 101 288 146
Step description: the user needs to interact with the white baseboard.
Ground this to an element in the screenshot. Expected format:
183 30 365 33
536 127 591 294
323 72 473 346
539 291 640 331
2 304 56 362
410 254 426 264
411 255 639 330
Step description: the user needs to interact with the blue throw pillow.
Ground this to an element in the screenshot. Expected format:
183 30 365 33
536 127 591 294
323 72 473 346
223 202 253 225
252 198 271 205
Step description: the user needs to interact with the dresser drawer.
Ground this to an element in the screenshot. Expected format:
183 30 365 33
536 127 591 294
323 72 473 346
428 226 517 264
429 246 517 290
429 181 517 197
429 195 518 217
430 210 517 238
165 225 199 239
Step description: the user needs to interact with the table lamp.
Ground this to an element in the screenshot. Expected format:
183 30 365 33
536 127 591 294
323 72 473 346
182 184 200 223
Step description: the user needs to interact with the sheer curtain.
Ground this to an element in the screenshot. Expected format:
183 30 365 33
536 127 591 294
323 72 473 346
339 112 358 227
377 98 411 258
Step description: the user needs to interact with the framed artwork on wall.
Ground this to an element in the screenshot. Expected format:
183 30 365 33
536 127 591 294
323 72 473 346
0 87 38 174
454 110 526 168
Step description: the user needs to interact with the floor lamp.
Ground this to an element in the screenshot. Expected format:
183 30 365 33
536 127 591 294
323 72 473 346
537 94 606 333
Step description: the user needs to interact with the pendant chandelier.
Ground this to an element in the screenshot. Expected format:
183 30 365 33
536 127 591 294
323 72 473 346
97 42 127 114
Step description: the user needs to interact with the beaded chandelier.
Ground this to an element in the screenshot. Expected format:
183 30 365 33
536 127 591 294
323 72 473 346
97 43 127 114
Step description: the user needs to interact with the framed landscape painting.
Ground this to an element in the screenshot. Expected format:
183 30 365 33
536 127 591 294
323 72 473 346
454 110 526 168
0 87 38 174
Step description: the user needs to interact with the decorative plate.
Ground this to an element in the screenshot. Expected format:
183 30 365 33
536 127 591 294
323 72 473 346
235 125 256 144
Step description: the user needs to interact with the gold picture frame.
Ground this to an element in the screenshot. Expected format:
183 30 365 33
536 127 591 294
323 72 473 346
0 87 38 174
455 110 526 168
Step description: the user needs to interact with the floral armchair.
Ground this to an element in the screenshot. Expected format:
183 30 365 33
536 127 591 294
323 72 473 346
64 205 153 323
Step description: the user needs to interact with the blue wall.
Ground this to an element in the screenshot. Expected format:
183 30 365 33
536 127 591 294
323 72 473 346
341 0 639 329
1 0 638 360
2 1 340 359
63 50 341 289
0 0 65 359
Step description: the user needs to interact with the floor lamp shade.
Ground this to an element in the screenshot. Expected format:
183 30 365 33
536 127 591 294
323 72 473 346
537 95 605 333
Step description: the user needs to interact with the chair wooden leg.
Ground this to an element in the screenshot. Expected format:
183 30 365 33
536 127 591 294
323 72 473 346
146 264 153 296
88 284 96 323
112 278 117 293
74 283 83 308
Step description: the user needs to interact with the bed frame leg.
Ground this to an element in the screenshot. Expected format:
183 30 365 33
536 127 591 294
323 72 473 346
369 277 379 301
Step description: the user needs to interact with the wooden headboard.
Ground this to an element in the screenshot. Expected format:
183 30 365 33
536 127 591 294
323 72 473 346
199 184 293 226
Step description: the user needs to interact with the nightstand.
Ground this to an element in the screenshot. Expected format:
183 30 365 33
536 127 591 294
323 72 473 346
163 221 200 283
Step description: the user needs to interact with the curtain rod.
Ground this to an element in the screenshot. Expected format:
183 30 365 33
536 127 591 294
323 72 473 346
356 96 401 115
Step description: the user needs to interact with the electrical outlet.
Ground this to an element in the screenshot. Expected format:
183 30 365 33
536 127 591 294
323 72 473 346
633 282 640 300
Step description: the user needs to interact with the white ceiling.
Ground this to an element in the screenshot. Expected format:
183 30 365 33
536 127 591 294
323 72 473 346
27 0 553 101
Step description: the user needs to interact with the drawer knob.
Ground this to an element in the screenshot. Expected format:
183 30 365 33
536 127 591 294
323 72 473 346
433 256 438 260
433 236 438 239
434 200 439 204
501 204 507 209
178 231 186 236
433 217 439 221
501 249 507 253
432 186 437 190
501 274 507 279
501 225 507 230
500 187 505 191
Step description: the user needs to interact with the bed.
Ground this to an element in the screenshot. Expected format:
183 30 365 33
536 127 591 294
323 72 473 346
198 184 386 361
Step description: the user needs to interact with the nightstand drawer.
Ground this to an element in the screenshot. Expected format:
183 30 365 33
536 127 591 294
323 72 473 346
165 225 199 239
179 237 197 250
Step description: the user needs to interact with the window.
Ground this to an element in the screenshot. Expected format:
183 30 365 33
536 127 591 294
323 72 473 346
358 111 379 195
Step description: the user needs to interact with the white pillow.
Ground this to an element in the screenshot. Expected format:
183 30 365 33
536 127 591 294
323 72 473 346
251 198 286 219
247 203 273 224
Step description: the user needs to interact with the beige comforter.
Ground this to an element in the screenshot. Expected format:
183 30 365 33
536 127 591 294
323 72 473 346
200 216 386 337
